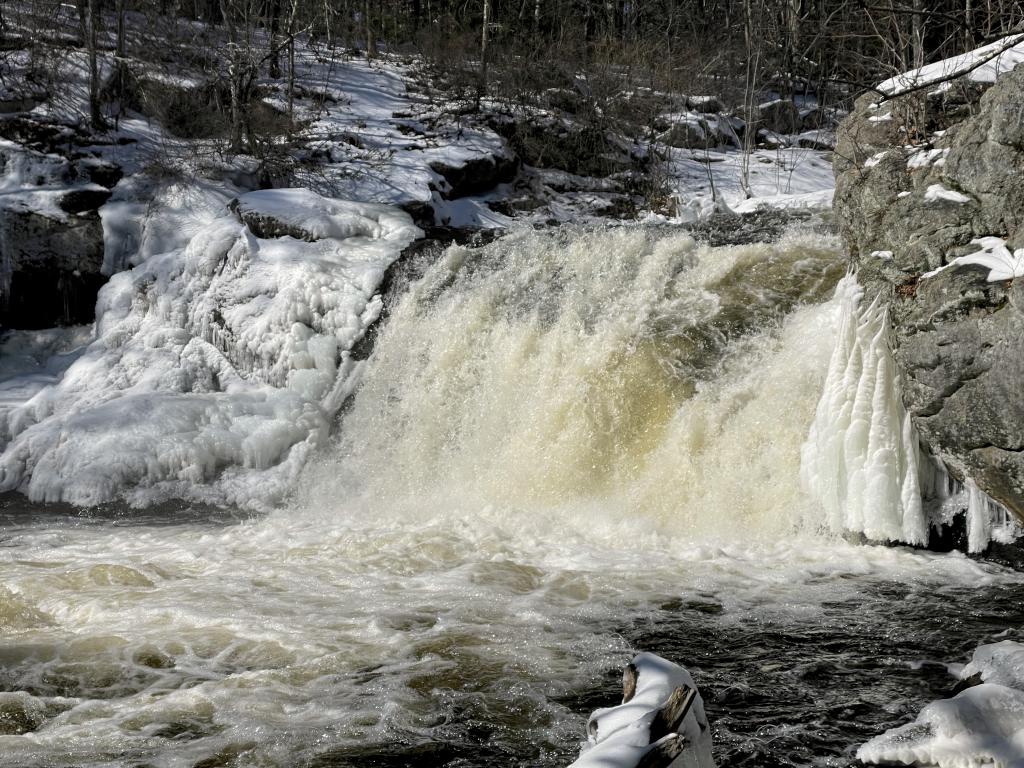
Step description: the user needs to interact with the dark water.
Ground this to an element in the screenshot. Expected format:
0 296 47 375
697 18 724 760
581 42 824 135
309 564 1024 768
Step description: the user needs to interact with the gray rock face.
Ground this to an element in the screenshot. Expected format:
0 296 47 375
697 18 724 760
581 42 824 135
834 65 1024 518
0 141 113 329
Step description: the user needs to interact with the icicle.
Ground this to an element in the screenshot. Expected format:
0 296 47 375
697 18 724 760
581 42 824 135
801 275 927 545
804 278 1021 552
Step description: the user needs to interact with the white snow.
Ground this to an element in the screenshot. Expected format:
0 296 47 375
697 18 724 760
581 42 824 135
864 151 888 168
922 236 1024 283
571 652 716 768
924 184 971 204
908 148 948 169
0 188 420 508
878 34 1024 96
859 640 1024 767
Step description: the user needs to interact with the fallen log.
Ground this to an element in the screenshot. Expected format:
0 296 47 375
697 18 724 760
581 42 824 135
569 652 716 768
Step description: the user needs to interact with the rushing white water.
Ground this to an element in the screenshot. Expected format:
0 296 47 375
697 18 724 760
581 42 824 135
302 226 846 541
1 224 1022 768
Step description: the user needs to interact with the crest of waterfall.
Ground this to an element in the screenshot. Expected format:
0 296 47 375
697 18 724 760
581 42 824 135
801 275 1020 552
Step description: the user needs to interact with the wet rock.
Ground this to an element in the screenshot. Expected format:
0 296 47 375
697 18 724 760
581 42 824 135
0 692 46 735
59 187 113 214
0 142 116 329
833 63 1024 518
0 208 106 329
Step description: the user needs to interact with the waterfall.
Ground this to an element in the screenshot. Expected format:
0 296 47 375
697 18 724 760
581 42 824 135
302 225 846 541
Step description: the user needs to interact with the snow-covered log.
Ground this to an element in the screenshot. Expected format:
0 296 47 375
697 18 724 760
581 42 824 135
570 653 716 768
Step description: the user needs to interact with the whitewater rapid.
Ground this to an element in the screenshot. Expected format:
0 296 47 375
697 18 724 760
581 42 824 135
1 224 1022 767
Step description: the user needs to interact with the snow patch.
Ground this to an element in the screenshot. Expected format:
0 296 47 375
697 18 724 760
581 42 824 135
922 236 1024 283
924 184 971 204
908 148 948 169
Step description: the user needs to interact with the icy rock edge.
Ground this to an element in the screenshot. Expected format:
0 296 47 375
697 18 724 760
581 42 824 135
0 188 421 510
800 276 1020 553
859 640 1024 768
570 653 715 768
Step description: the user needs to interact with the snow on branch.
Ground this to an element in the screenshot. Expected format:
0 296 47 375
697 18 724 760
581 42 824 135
877 33 1024 101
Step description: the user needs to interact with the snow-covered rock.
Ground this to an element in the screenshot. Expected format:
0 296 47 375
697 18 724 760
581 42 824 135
859 640 1024 768
878 33 1024 96
0 187 420 509
833 43 1024 526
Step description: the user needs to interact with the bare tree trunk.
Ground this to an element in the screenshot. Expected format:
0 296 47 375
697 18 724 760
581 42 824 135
221 0 245 152
80 0 105 129
115 0 125 56
477 0 490 108
911 0 924 69
269 0 282 77
740 0 758 198
364 0 375 57
287 0 296 133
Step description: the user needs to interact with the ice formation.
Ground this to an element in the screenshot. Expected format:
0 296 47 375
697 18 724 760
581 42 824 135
571 653 716 768
0 187 420 508
859 640 1024 767
800 276 1018 552
801 276 928 545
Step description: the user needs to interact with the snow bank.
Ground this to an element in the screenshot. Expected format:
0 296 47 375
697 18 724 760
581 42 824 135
0 188 420 509
571 653 715 768
922 236 1024 283
878 34 1024 96
859 640 1024 767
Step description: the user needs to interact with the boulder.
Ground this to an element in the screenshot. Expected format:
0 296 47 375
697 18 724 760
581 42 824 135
428 149 519 199
0 142 118 328
659 120 709 149
833 62 1024 517
686 95 723 114
757 99 800 134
